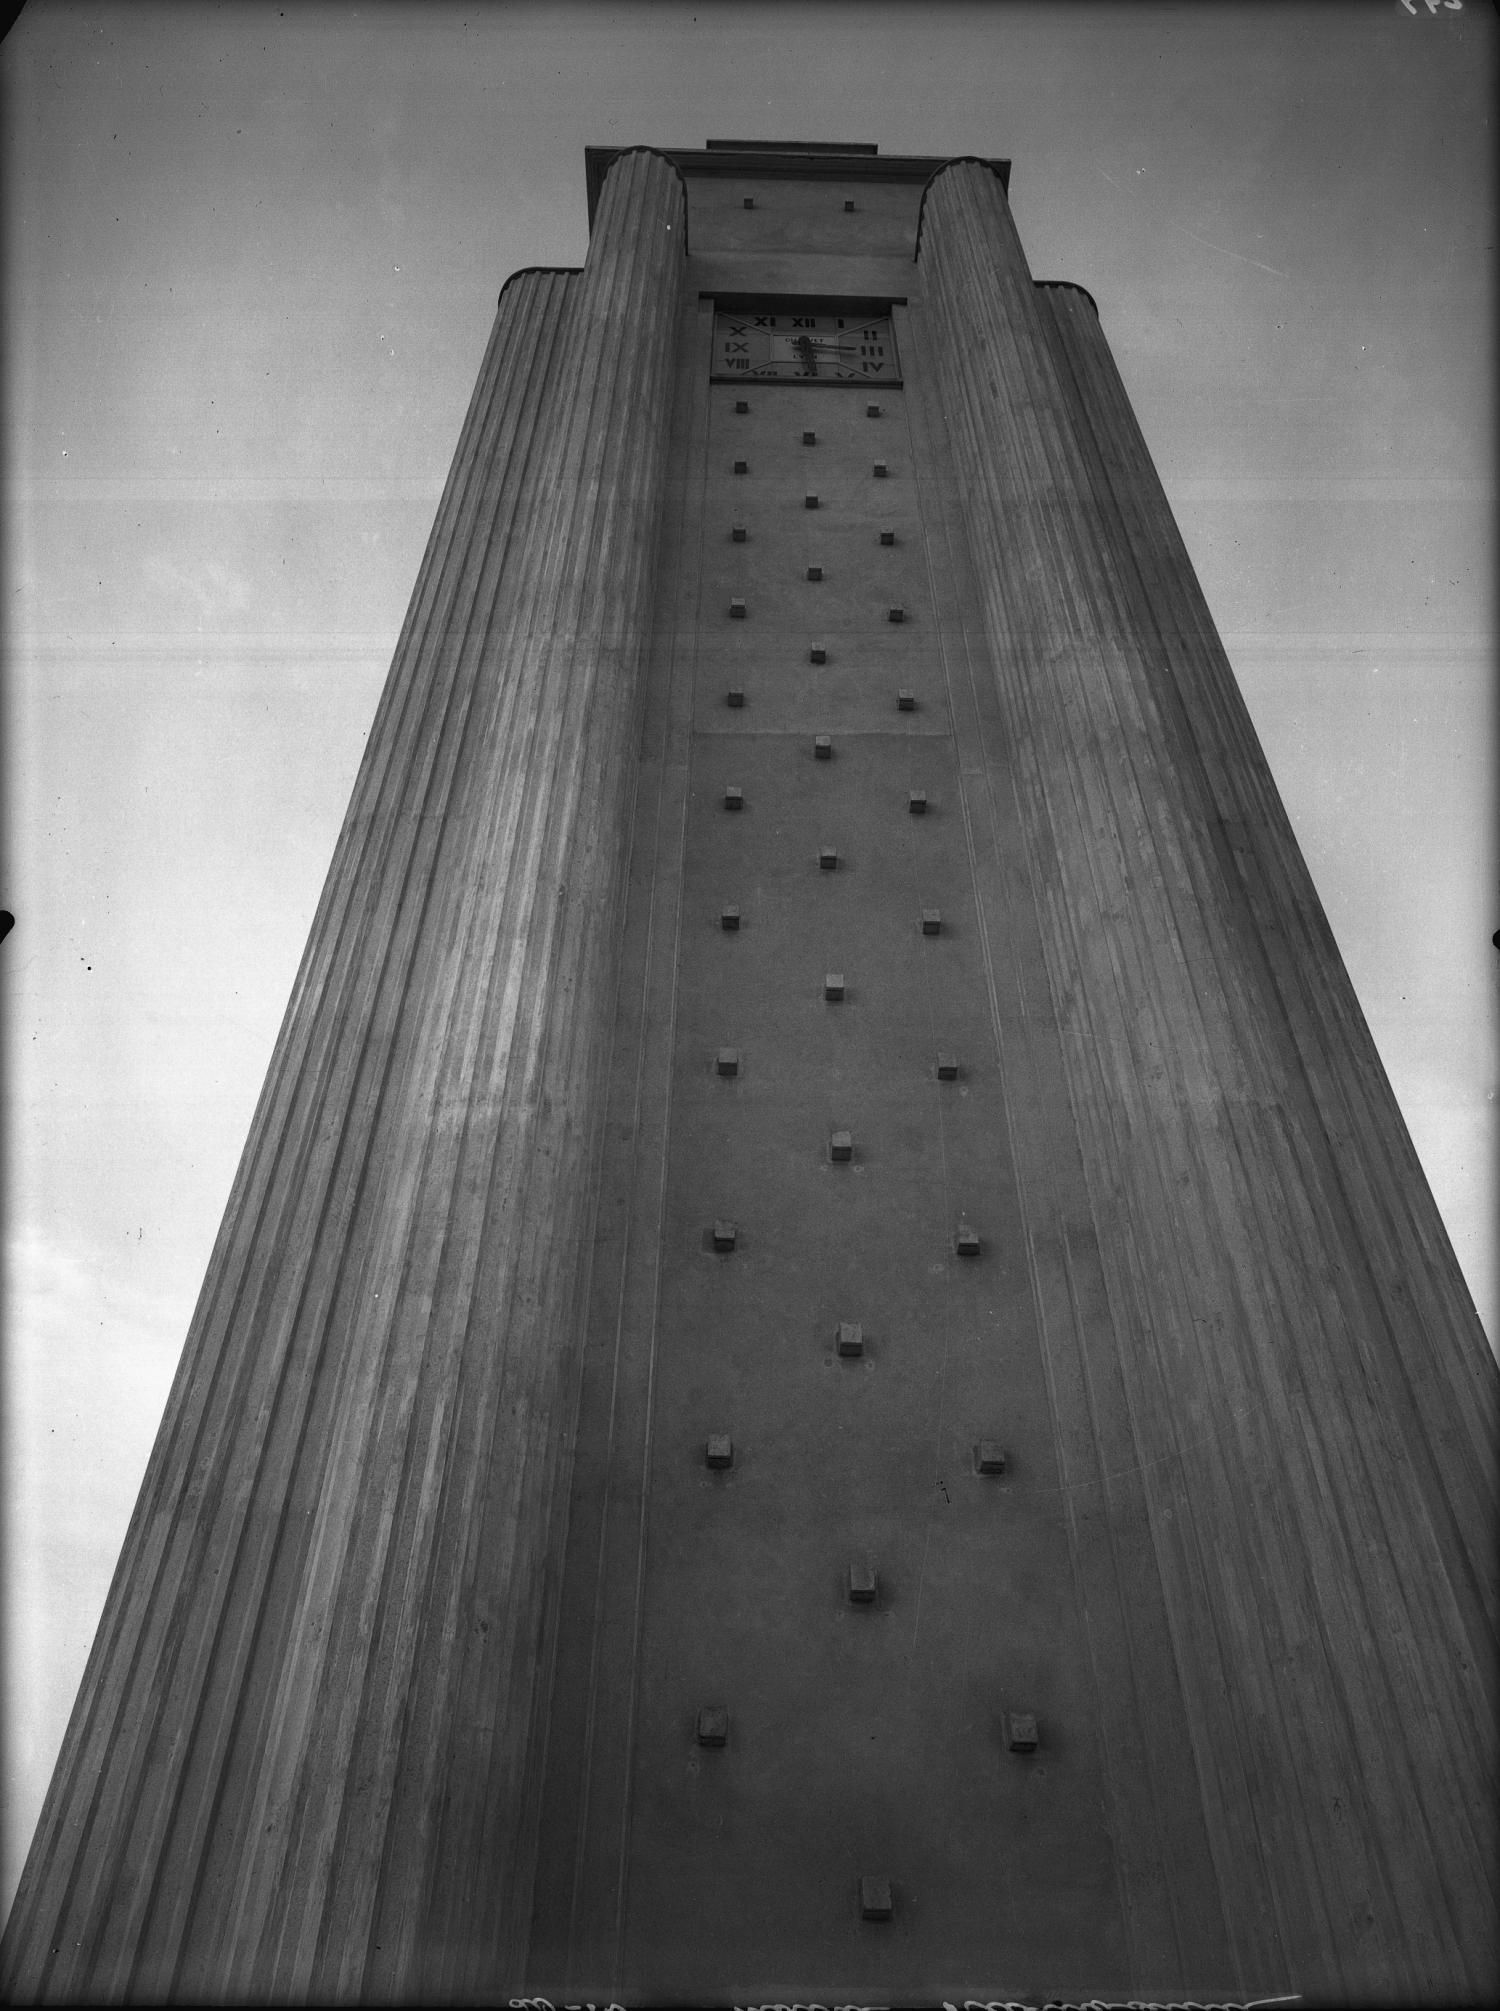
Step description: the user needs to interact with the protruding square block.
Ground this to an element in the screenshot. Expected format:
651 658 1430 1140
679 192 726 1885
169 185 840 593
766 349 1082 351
712 1219 737 1252
859 1875 893 1920
731 523 747 542
873 460 889 477
844 199 856 213
908 790 927 815
733 459 748 474
830 1130 853 1162
743 196 755 209
716 1048 740 1077
809 645 827 664
897 689 915 711
819 846 839 872
697 1705 729 1746
705 1433 734 1469
836 1320 864 1357
955 1219 980 1257
866 403 881 417
847 1559 878 1603
936 1053 959 1080
734 399 749 414
804 492 819 509
720 905 741 931
888 605 905 623
880 528 895 546
974 1439 1007 1474
921 908 941 935
1005 1711 1039 1752
724 786 744 811
806 564 823 581
814 733 832 759
802 429 817 445
729 598 746 619
726 686 745 708
824 972 845 1001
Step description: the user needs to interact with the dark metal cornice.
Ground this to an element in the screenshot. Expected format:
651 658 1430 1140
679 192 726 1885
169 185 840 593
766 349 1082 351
704 138 880 155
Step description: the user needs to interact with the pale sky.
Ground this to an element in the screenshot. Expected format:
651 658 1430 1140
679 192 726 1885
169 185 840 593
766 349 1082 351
3 0 1494 1929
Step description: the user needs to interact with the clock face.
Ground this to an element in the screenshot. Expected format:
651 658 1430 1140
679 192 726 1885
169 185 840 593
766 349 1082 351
712 309 899 383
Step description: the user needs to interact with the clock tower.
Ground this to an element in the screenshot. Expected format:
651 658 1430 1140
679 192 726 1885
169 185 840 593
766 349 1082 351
4 140 1494 2008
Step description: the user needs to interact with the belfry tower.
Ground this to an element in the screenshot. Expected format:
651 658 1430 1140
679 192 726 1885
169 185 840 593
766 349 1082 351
4 142 1494 2007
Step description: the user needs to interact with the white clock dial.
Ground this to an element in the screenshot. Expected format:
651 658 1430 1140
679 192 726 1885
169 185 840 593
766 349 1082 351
712 309 899 382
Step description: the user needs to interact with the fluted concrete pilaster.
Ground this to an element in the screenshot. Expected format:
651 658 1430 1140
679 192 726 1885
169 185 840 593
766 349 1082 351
1 145 684 2005
920 160 1495 2003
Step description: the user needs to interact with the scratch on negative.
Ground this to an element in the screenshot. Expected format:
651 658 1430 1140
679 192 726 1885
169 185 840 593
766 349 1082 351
908 1515 937 1664
1169 218 1288 278
1005 1392 1275 1502
1096 166 1288 277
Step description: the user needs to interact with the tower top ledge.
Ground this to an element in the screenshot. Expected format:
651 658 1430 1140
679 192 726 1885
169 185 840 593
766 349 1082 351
584 142 1011 231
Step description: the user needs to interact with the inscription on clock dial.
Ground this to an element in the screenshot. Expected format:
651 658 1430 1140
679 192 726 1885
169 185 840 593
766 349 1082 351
712 309 900 383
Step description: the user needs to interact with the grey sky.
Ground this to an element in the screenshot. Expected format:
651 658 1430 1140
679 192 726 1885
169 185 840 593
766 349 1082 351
3 0 1493 1927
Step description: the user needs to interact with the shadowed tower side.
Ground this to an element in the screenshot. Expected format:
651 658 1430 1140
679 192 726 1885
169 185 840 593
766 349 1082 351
0 147 685 2004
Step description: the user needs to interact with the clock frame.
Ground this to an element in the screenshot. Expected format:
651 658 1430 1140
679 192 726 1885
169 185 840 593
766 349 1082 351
711 305 900 384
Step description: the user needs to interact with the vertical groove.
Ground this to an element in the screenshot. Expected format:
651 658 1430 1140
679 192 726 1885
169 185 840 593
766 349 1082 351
921 173 1312 1983
899 296 1233 1992
1 270 573 2003
919 159 1497 2002
0 146 684 2007
1038 283 1497 1578
1032 285 1499 1898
